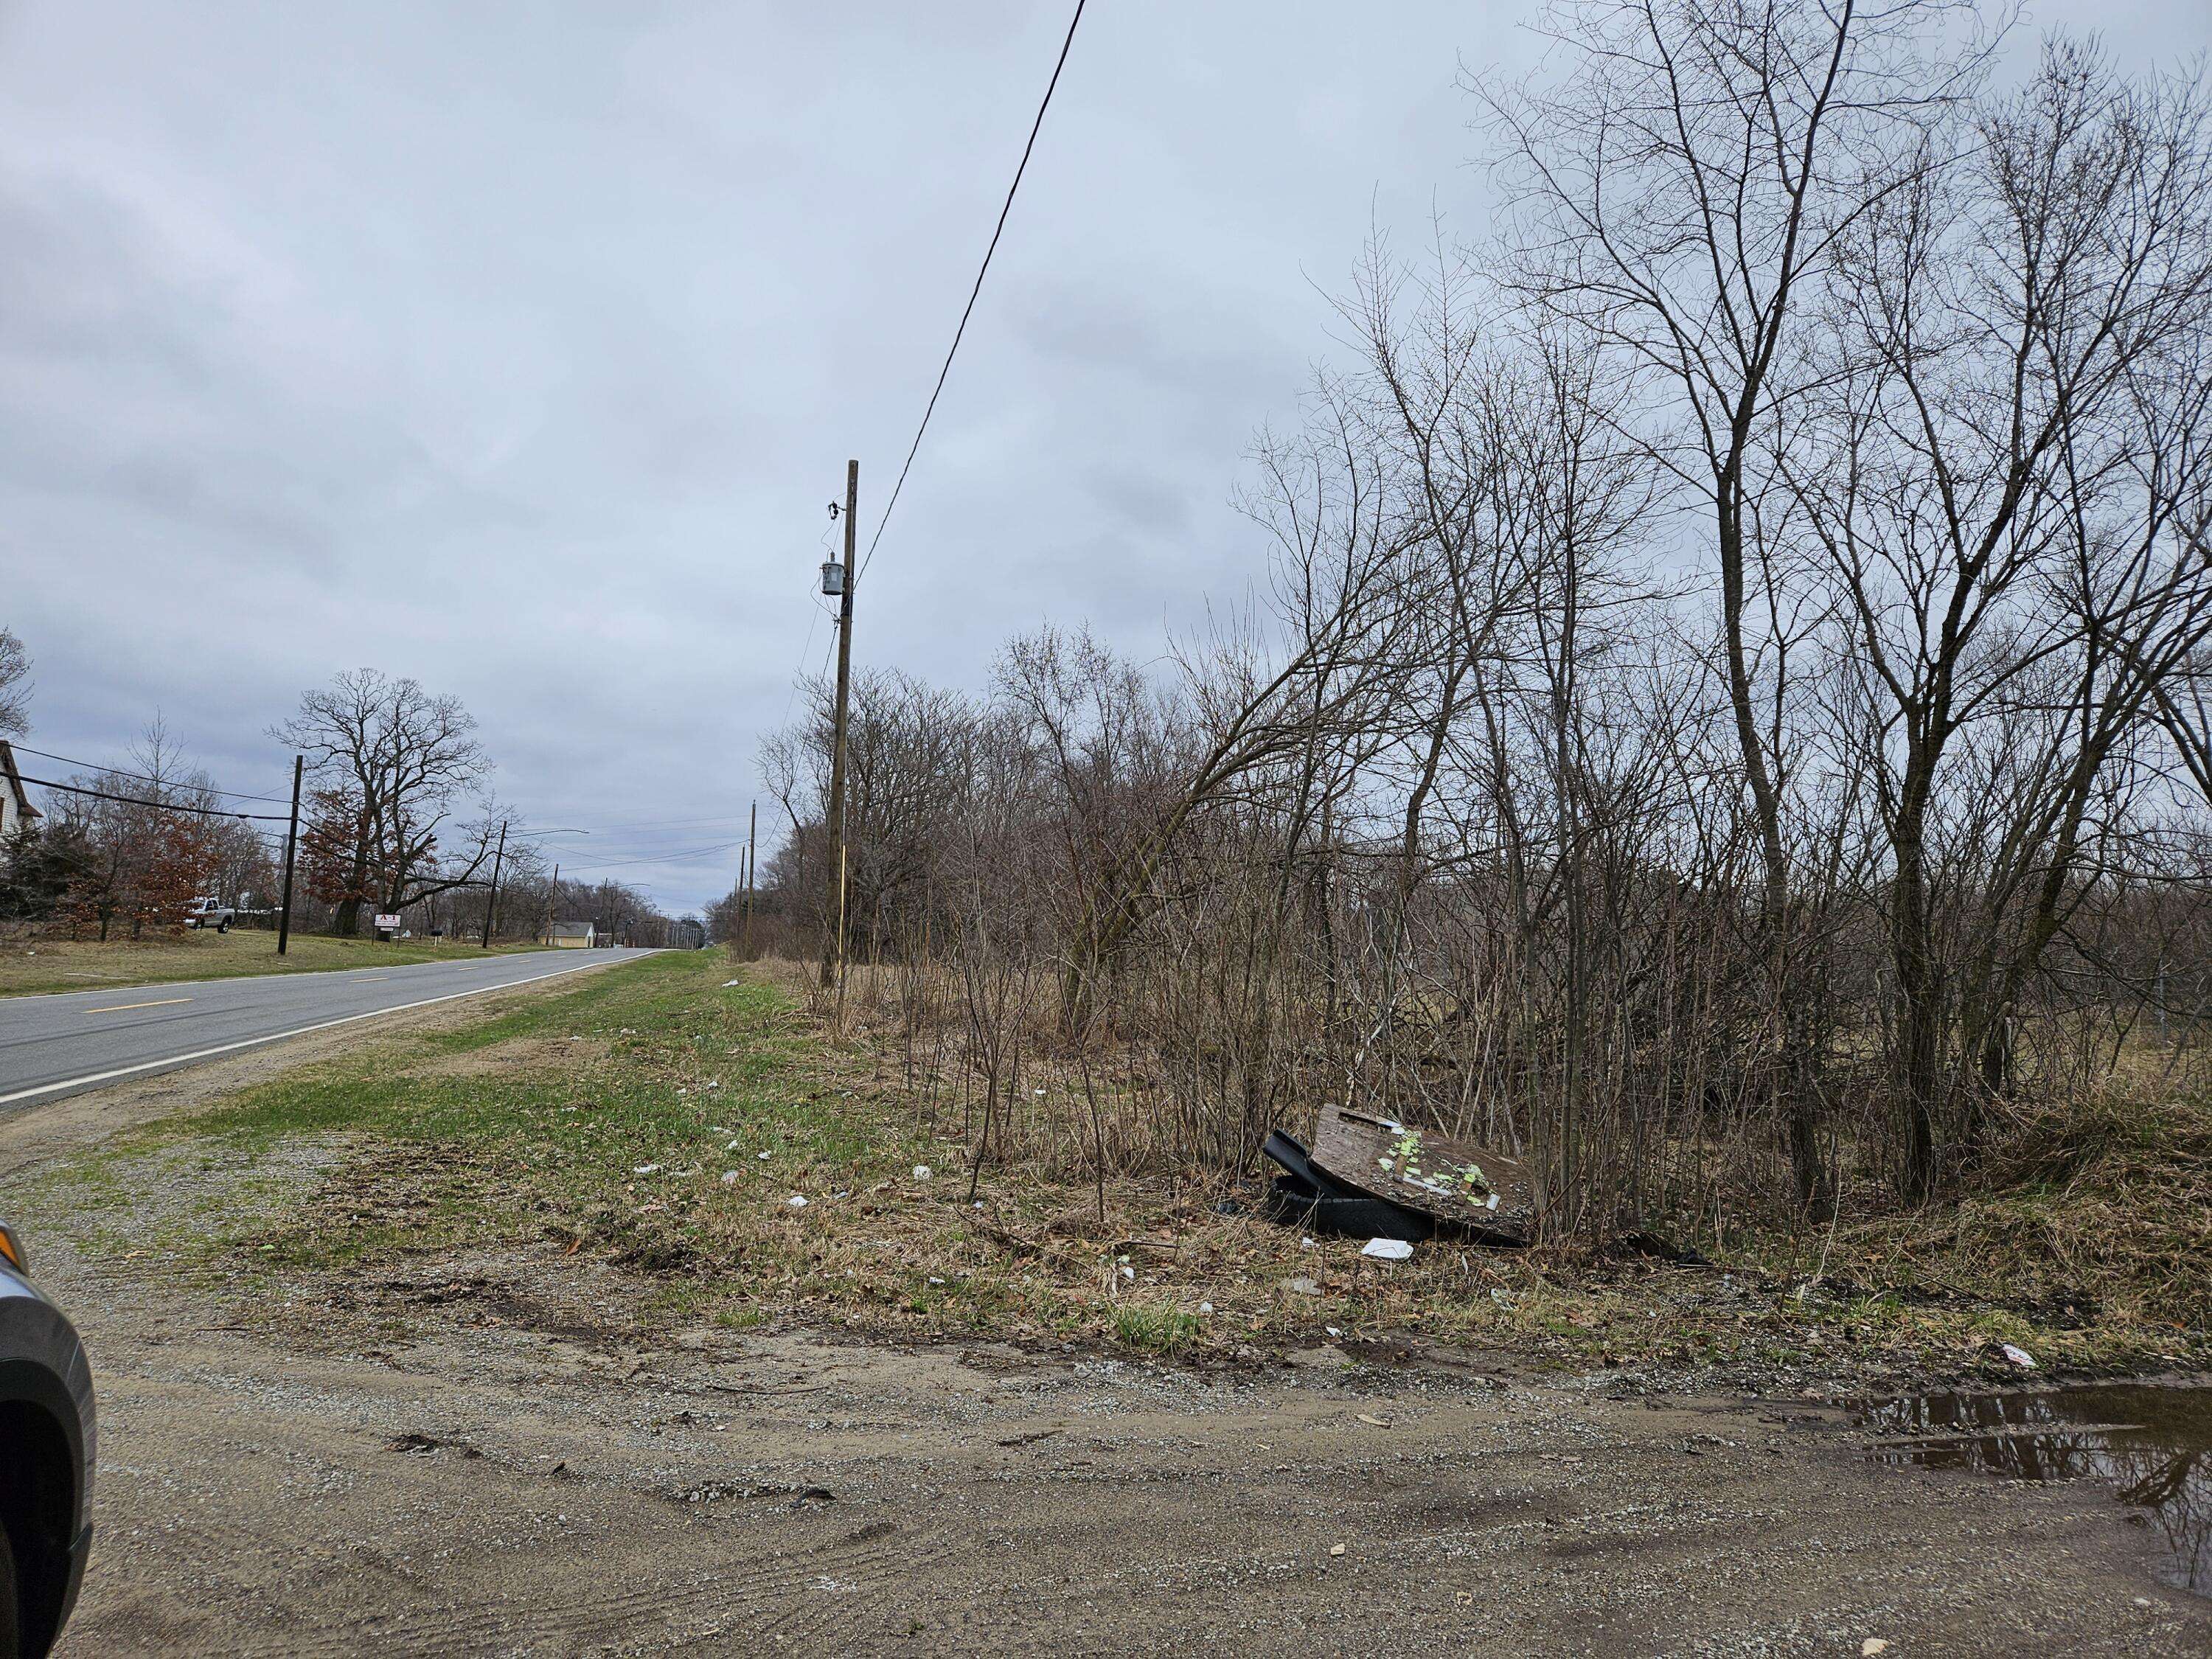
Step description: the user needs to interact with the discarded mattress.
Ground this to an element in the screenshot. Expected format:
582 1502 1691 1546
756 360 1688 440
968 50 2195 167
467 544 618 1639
1265 1104 1534 1245
1261 1128 1435 1242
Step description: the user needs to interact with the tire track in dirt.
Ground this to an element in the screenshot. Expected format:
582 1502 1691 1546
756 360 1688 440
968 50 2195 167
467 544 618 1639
229 1520 956 1655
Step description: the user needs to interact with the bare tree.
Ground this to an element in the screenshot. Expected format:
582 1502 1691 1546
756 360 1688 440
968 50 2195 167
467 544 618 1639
1790 41 2212 1194
271 669 494 936
0 627 30 738
1478 0 1997 1208
52 720 220 939
742 16 2212 1247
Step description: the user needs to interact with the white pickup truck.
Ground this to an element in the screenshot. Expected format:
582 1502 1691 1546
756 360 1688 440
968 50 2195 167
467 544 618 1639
181 897 234 933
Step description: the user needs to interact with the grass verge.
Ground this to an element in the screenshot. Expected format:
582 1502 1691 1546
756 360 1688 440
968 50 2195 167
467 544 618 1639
0 929 549 998
24 947 2209 1380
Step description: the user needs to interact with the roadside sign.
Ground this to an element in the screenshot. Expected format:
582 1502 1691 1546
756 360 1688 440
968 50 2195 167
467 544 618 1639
374 914 400 930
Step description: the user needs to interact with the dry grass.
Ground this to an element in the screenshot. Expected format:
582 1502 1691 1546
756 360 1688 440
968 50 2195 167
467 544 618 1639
44 947 2205 1380
785 953 2212 1372
1814 1088 2212 1336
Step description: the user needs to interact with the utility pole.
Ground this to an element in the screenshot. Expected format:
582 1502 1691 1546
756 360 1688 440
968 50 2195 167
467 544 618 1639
276 754 303 957
741 800 757 955
481 819 508 948
545 863 560 946
820 458 858 990
739 849 757 956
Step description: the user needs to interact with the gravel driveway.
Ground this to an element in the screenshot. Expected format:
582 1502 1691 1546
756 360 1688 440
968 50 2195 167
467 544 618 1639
1 1008 2204 1656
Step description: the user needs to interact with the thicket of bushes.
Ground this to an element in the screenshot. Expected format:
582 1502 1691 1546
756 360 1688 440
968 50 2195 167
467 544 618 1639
739 7 2212 1241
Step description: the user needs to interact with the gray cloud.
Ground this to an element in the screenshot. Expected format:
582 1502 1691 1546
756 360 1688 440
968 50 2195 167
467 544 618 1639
4 0 2205 911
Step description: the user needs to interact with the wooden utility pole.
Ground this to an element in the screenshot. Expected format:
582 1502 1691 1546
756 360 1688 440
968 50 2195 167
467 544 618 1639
740 800 757 956
545 863 560 945
481 819 508 948
276 754 304 956
820 459 858 989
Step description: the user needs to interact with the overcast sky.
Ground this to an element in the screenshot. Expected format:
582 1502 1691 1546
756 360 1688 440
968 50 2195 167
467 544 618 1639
4 1 2207 914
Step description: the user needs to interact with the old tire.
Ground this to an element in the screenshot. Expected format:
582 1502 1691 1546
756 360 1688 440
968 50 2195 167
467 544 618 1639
0 1523 21 1659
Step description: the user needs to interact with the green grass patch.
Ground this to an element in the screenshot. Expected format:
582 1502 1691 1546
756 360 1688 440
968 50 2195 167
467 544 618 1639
21 941 2207 1379
1112 1302 1202 1354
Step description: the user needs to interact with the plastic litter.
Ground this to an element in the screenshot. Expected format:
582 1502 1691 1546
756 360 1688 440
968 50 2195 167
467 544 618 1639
786 1194 808 1208
1999 1343 2037 1369
1361 1238 1415 1262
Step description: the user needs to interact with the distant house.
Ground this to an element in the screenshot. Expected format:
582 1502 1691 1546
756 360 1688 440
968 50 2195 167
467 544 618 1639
0 741 41 839
550 922 596 949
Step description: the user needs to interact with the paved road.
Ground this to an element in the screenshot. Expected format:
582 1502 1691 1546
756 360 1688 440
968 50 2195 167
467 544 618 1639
0 948 658 1110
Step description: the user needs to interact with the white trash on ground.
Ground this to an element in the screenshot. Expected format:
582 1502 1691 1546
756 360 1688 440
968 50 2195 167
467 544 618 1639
1361 1237 1415 1261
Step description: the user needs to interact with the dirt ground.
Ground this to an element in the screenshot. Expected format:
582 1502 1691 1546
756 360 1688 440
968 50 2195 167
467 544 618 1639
4 994 2208 1655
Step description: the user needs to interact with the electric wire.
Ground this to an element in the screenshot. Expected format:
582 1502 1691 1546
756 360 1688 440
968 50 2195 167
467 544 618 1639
779 594 831 731
14 773 291 821
8 742 295 804
554 838 748 874
549 812 756 833
855 0 1085 584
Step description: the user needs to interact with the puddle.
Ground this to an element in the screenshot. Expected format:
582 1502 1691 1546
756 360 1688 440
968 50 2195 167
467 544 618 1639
1863 1385 2212 1596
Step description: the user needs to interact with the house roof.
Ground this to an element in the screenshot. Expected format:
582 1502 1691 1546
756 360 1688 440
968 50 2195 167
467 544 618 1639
0 740 41 825
552 922 594 938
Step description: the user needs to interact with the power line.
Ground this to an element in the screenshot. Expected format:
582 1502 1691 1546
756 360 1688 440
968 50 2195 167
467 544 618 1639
779 593 832 732
15 773 291 822
557 839 748 874
555 813 750 834
856 0 1086 583
9 742 295 805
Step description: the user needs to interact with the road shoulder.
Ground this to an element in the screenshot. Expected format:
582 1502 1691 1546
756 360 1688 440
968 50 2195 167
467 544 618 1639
1 949 2203 1653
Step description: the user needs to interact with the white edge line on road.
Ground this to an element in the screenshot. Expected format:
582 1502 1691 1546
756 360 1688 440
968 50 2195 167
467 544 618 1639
0 950 659 1107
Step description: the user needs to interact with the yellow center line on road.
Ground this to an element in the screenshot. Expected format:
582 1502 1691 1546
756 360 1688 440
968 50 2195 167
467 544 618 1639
83 998 192 1015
